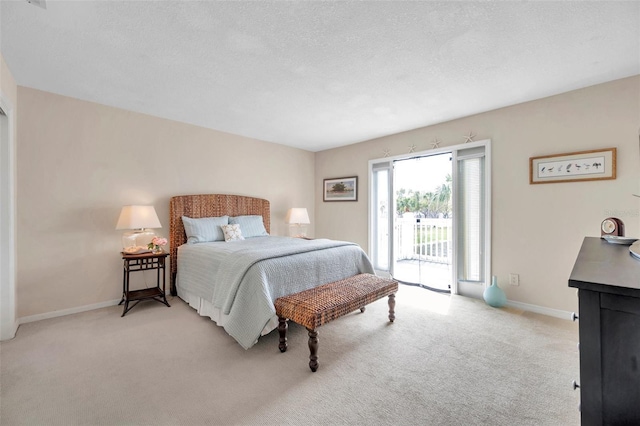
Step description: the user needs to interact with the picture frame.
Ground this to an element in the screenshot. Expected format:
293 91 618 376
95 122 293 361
529 148 616 184
323 176 358 201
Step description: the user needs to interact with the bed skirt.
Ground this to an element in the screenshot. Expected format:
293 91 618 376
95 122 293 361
177 286 279 337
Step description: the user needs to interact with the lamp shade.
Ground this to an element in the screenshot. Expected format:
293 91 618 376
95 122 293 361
116 205 161 230
286 208 310 225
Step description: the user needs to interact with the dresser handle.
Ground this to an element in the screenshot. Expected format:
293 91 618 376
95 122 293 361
571 312 579 321
572 380 580 390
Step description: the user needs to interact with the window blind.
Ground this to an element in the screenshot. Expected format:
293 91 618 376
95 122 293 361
371 161 392 271
457 150 485 282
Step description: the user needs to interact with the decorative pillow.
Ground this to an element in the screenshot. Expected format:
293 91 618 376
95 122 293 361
182 215 229 244
221 224 244 242
229 215 268 238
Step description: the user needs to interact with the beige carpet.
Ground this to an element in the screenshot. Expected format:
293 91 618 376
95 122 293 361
1 285 580 425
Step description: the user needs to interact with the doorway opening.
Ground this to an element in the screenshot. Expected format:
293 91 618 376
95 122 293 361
393 153 452 293
369 140 491 299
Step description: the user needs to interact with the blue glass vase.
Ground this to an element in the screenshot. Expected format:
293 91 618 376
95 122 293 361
483 276 507 308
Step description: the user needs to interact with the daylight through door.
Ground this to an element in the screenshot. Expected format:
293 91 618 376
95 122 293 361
393 153 452 292
369 140 491 298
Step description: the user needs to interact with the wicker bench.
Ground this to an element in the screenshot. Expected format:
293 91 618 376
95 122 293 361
274 273 398 372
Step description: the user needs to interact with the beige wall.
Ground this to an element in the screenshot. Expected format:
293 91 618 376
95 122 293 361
17 88 315 318
13 75 640 318
315 76 640 313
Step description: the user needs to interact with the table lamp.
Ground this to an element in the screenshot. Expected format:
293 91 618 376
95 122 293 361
286 208 310 238
116 205 162 249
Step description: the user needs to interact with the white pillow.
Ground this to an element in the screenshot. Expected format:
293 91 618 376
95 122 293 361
221 224 245 242
182 216 229 243
229 215 268 238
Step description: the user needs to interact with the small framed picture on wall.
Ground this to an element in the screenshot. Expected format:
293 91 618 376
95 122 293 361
529 148 616 184
323 176 358 202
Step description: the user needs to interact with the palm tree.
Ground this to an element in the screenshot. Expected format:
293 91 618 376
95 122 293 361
395 174 452 218
433 174 452 217
395 188 410 215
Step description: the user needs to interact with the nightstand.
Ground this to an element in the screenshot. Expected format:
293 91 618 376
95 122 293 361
119 251 170 317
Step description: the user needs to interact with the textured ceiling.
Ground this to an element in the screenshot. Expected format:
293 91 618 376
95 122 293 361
1 1 639 152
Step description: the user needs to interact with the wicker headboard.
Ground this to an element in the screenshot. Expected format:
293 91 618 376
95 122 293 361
169 194 271 295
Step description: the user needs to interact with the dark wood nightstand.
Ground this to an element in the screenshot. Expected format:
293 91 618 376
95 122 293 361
119 251 170 317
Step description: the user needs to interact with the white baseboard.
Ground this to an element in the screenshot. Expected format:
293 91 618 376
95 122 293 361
18 298 121 325
15 293 572 327
505 299 573 320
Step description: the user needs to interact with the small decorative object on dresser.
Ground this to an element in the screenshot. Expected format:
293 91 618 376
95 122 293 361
483 276 506 308
600 217 624 237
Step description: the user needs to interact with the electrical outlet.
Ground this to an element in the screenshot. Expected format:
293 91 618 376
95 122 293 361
509 273 520 286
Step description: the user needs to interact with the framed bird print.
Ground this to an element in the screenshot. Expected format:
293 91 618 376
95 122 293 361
529 148 616 184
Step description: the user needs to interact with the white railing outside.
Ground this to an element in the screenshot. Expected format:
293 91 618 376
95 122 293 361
395 216 452 264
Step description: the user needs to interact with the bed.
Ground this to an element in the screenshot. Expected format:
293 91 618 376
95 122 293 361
169 194 375 349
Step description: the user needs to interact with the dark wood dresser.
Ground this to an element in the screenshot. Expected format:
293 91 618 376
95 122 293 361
569 237 640 425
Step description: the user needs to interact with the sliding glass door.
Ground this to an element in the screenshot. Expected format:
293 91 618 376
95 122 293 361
369 140 491 298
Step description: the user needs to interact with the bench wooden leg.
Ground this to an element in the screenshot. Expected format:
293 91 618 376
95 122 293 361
308 328 319 372
278 317 288 353
388 293 396 322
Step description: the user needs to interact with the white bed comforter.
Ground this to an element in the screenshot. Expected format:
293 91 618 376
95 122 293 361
176 236 375 349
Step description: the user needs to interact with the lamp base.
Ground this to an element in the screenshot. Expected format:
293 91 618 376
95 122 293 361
122 228 157 250
288 224 308 238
